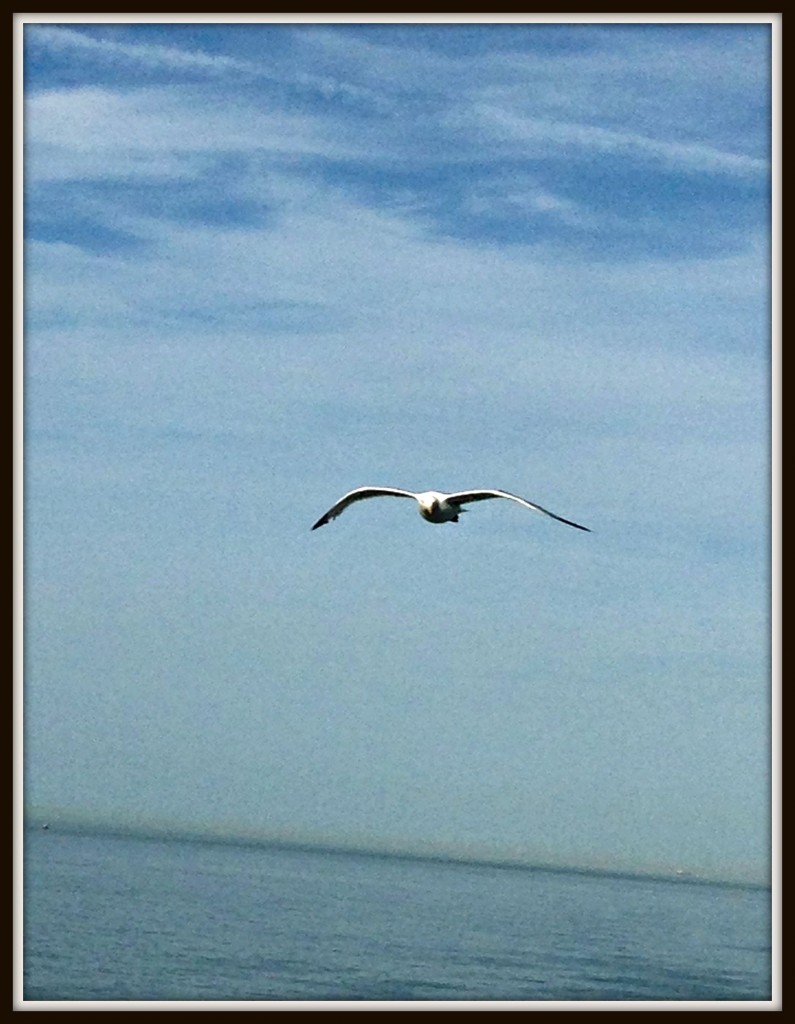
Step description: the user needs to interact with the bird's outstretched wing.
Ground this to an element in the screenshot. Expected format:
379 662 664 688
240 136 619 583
311 487 418 530
444 489 591 532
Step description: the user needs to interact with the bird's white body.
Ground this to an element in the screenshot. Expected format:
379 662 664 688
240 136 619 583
311 486 590 532
413 490 462 523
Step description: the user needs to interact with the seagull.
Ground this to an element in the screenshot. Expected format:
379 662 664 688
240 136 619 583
311 486 590 532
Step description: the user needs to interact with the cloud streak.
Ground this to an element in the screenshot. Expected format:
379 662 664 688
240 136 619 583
466 103 768 176
29 24 254 74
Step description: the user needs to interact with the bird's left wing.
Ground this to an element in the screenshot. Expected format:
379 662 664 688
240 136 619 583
445 489 591 532
311 486 417 530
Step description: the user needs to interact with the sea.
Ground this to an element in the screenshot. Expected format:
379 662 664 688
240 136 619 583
21 826 773 1006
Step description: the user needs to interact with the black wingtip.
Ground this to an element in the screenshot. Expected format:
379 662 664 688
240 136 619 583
555 515 591 532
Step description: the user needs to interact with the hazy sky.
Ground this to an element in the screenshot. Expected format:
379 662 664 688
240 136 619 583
22 17 774 883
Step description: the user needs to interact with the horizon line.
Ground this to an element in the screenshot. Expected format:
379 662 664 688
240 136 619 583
24 807 770 891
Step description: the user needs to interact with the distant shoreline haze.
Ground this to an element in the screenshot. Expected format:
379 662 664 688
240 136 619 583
23 808 770 890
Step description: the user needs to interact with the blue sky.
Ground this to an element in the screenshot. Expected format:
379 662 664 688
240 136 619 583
21 18 774 883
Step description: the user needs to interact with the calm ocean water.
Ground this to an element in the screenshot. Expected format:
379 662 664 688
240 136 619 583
22 827 772 1004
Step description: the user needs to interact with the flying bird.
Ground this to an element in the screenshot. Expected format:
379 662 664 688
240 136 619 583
311 487 590 532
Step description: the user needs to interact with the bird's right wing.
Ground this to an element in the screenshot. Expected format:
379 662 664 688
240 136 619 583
445 489 591 532
311 487 418 529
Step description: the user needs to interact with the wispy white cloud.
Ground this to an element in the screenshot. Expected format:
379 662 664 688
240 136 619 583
299 25 771 168
27 25 388 109
26 85 337 155
463 103 769 177
29 24 254 74
463 175 599 229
